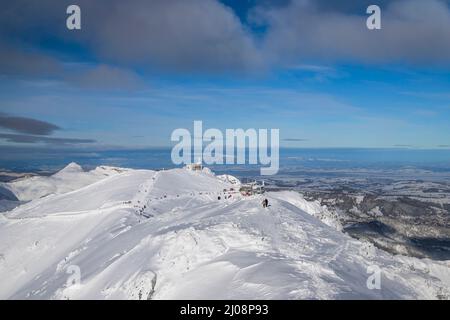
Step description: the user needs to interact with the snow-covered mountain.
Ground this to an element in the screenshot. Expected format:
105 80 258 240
1 162 129 202
0 164 448 300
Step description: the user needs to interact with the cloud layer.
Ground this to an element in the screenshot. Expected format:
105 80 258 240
2 0 450 81
0 0 262 77
259 0 450 66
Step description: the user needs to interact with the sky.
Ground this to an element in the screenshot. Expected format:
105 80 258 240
0 0 450 149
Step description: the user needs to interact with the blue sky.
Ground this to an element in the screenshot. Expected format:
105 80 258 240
0 0 449 149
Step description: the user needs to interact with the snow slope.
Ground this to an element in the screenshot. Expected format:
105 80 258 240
1 163 129 202
0 165 448 300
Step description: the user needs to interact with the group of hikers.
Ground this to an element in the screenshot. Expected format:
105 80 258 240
217 194 233 200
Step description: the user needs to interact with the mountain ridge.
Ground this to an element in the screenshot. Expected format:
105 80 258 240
0 164 448 300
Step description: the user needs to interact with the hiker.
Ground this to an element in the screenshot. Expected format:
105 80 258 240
262 198 269 208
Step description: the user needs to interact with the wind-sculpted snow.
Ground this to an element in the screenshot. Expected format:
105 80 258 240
0 165 448 300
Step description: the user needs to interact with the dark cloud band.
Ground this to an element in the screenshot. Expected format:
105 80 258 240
0 133 96 145
0 113 60 135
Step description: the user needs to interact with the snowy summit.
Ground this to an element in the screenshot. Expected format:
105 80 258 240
0 164 448 300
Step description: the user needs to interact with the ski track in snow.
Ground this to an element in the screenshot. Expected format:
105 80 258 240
0 164 449 300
